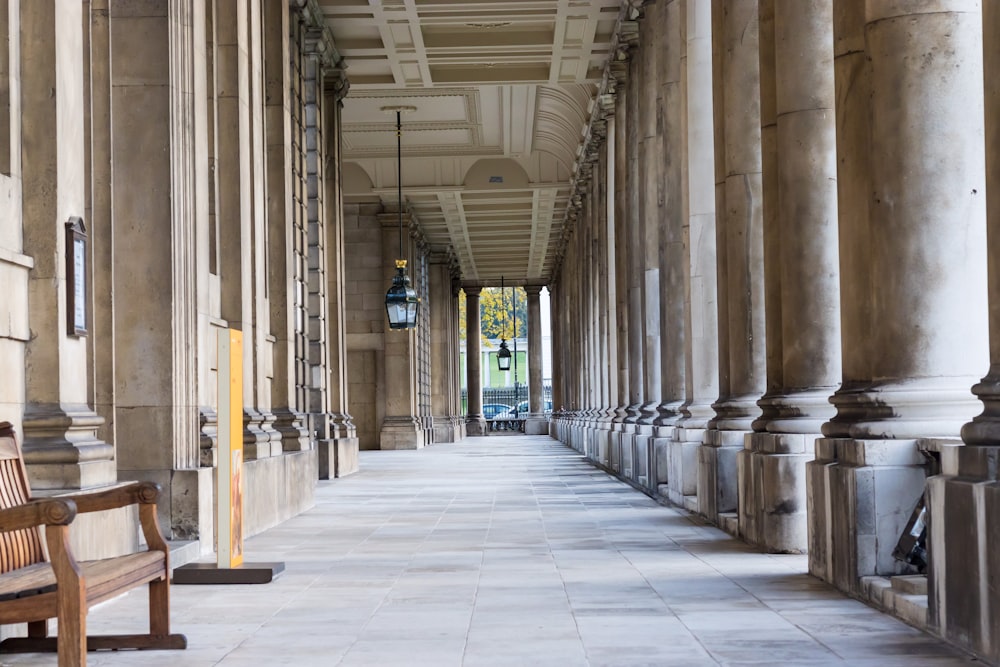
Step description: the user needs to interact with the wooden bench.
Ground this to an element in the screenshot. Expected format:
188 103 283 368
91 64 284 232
0 421 185 666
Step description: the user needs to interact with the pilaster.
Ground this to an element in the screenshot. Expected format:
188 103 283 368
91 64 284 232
378 211 424 450
19 0 113 490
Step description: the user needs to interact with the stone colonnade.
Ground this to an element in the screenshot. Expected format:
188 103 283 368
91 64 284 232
549 1 999 661
0 0 369 558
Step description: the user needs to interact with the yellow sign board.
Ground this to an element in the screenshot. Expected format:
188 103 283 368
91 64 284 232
217 329 244 569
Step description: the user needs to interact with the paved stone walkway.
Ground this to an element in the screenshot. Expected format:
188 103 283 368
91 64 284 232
1 436 982 666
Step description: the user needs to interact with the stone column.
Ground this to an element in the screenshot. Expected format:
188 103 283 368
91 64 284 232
701 0 765 529
811 0 988 595
450 281 466 439
321 73 358 476
430 255 460 442
525 286 547 435
625 40 644 432
18 0 115 490
670 0 718 513
653 0 688 494
378 212 424 450
465 287 487 436
610 62 631 476
742 0 839 554
266 0 308 456
548 281 562 435
925 3 1000 659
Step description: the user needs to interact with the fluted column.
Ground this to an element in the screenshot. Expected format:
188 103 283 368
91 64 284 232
743 0 838 553
465 287 487 436
701 0 765 525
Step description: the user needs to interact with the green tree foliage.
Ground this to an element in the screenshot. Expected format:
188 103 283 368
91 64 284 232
459 286 527 342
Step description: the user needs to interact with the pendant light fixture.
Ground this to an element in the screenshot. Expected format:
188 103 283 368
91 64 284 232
383 106 419 330
497 275 511 371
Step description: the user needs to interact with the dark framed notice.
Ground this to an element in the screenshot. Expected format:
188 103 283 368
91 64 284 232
65 217 87 337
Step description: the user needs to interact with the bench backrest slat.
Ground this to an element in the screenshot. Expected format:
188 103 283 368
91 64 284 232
0 423 46 573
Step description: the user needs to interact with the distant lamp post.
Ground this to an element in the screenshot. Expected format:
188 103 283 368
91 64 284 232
383 106 419 330
497 276 512 371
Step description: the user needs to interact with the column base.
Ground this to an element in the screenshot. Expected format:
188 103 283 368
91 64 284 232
698 429 743 524
739 432 815 554
806 437 926 595
379 419 425 450
665 425 702 510
525 416 549 435
466 417 488 437
927 442 1000 662
22 403 116 490
432 416 463 443
318 437 359 479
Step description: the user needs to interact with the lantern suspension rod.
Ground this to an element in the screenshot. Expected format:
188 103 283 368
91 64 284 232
397 110 403 259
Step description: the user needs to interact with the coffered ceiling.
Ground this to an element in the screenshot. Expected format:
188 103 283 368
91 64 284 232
321 0 623 285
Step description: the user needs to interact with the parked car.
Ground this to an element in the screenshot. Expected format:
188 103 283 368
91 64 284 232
481 403 512 420
495 400 553 420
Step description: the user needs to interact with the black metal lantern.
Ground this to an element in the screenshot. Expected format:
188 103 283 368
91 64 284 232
383 107 419 330
496 275 511 371
386 259 419 329
496 339 511 371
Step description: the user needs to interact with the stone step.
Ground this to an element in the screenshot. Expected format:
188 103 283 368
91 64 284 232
891 574 928 596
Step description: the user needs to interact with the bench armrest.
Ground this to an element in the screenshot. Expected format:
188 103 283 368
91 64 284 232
0 498 77 533
52 481 160 514
51 482 168 555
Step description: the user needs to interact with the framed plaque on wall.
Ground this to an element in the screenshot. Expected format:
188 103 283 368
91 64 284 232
65 217 87 337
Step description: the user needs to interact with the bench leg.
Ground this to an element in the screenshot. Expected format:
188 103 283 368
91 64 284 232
149 577 169 636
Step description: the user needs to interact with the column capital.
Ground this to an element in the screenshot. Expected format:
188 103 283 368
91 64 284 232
464 286 482 297
524 285 543 297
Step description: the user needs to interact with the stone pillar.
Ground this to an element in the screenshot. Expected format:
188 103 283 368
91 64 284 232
320 72 358 476
701 0 765 529
525 286 547 435
742 0 838 554
450 281 466 439
811 0 988 594
378 212 424 450
653 0 687 494
670 0 718 513
637 6 661 435
548 281 562 435
18 0 115 490
610 62 631 476
430 255 460 442
465 287 487 436
266 0 308 456
625 41 644 430
214 0 269 459
925 3 1000 660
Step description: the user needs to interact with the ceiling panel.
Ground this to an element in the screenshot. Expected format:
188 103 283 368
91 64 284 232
326 0 621 285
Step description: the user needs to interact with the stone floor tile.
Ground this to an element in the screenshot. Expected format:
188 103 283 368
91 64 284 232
1 435 981 667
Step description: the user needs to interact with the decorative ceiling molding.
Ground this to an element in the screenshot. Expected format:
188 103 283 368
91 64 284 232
324 0 622 284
